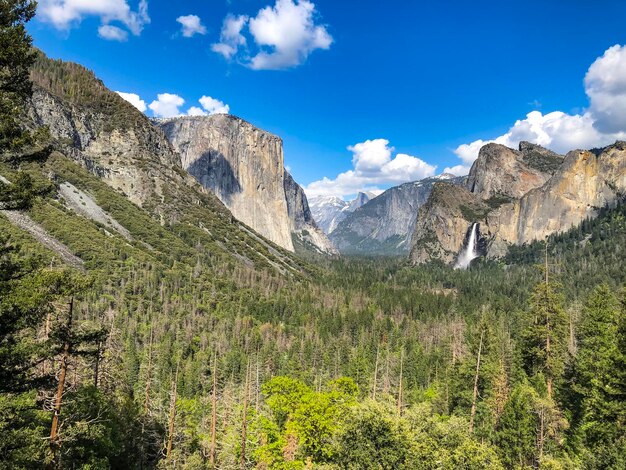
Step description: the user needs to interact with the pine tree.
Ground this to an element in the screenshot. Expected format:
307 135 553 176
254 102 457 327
571 285 626 468
523 277 568 398
0 0 37 153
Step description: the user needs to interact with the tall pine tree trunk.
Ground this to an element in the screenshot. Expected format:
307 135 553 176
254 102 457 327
210 353 218 467
469 329 484 433
49 297 73 468
166 363 179 459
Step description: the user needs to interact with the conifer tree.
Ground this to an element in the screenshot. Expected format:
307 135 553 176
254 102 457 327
0 0 37 153
523 275 568 398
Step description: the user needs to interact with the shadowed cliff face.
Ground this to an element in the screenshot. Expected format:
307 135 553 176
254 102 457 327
283 170 337 255
187 151 242 204
409 141 625 265
157 115 295 251
157 115 335 254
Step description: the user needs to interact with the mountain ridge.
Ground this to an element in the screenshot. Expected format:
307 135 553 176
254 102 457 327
409 140 626 265
156 114 335 255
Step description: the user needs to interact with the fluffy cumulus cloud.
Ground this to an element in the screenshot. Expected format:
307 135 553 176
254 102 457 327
211 14 248 60
116 91 147 112
585 44 626 134
124 92 230 118
445 44 626 176
211 0 332 70
39 0 150 39
176 14 206 38
186 96 230 116
148 93 185 118
305 139 437 199
198 96 230 115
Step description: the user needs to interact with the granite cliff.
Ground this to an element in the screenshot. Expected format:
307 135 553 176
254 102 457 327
156 115 335 254
330 175 463 255
20 52 311 273
283 170 337 254
409 141 626 265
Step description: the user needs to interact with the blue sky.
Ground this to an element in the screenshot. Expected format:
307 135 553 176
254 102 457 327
30 0 626 198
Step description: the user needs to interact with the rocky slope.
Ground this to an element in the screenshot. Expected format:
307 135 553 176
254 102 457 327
156 115 334 254
23 52 311 274
409 141 626 265
309 191 375 234
330 175 462 255
466 142 563 199
283 170 337 254
484 143 626 257
410 182 489 264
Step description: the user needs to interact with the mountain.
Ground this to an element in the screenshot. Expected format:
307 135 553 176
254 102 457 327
156 115 335 255
16 51 311 274
329 174 463 255
409 141 626 265
283 170 338 254
309 191 376 234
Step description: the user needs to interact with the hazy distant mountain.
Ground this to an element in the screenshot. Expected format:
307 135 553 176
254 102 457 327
329 174 464 255
309 191 377 234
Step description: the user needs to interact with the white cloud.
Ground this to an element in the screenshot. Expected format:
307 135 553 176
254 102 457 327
98 24 128 41
135 92 231 118
585 44 626 134
212 0 332 70
305 139 437 198
116 91 146 111
187 106 206 116
211 14 248 60
176 14 206 38
198 96 230 115
148 93 185 118
186 96 230 116
445 44 626 175
248 0 332 70
39 0 150 38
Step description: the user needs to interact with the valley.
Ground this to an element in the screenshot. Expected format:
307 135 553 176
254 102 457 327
1 2 625 470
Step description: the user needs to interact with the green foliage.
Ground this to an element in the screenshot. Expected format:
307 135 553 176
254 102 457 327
0 390 48 469
0 171 54 209
0 0 36 153
30 51 147 134
569 285 626 468
522 278 568 394
334 400 416 469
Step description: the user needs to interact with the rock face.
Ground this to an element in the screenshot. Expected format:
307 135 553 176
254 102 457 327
283 171 337 254
484 143 626 256
409 140 626 265
309 191 375 234
25 52 312 274
330 175 463 255
410 182 489 264
27 82 181 210
156 115 334 254
466 143 562 200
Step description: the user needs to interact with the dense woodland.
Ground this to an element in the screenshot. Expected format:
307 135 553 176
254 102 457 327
1 2 626 469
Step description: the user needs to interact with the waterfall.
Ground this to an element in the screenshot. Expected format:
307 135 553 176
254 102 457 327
455 223 479 269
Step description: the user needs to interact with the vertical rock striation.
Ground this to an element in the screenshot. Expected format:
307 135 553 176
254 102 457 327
283 171 337 254
409 140 626 265
157 115 335 254
330 175 464 255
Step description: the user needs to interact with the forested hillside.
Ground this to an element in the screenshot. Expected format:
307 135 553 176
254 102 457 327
2 150 625 469
1 2 625 469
